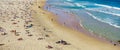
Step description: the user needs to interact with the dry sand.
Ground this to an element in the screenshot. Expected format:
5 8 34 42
0 0 120 50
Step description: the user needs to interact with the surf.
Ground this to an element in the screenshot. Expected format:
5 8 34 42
68 2 120 28
45 0 120 43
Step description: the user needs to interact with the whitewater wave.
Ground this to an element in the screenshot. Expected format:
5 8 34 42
94 4 120 10
67 0 72 1
74 3 120 18
64 2 75 6
74 3 86 8
49 0 120 29
86 9 120 17
86 12 120 28
66 0 73 2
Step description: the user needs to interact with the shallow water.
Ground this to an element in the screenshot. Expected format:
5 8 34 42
45 0 120 43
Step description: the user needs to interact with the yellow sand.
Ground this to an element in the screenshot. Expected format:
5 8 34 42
0 0 120 50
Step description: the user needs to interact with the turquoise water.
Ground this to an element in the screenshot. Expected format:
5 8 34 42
45 0 120 43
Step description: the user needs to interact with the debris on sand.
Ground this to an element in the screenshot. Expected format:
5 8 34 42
46 45 53 49
56 40 71 45
1 32 7 35
0 44 5 46
0 27 5 32
118 40 120 44
114 44 117 46
25 20 32 24
56 41 61 44
43 28 52 32
51 18 53 21
15 33 20 36
37 38 44 40
2 20 6 22
25 30 30 34
64 22 66 25
45 34 49 37
18 38 23 41
28 34 33 36
26 24 33 29
12 22 17 24
10 30 19 36
43 28 46 31
38 6 41 8
18 21 20 22
0 27 7 35
11 19 15 21
10 30 16 33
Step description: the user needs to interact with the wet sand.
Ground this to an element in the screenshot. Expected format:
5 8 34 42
0 0 120 50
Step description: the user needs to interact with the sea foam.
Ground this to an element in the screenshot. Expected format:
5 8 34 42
94 4 120 10
86 12 120 28
86 9 120 17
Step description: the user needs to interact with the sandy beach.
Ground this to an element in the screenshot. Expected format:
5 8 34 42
0 0 120 50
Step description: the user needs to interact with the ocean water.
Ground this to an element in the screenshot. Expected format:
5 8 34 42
45 0 120 43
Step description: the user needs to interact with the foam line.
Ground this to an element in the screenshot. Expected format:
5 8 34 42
86 9 120 17
94 4 120 10
86 12 120 28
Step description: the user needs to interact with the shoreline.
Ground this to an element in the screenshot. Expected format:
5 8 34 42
41 8 120 50
44 2 119 46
